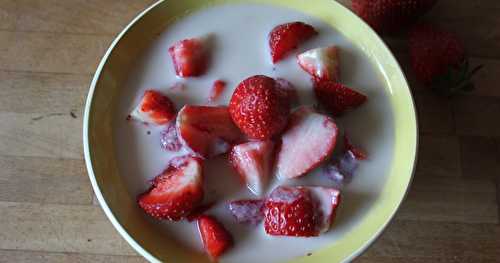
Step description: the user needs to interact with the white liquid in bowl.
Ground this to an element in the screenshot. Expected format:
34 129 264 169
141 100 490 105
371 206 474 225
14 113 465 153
113 3 394 263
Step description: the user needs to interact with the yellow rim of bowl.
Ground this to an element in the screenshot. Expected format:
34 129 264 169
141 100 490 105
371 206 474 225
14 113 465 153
83 0 418 262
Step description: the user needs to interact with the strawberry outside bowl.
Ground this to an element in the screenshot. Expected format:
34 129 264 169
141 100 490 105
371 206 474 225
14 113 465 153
83 0 418 262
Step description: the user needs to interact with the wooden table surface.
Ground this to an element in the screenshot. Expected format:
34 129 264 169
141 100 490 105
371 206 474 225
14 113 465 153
0 0 499 262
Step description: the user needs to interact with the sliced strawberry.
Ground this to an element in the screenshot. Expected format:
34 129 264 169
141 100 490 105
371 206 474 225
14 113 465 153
229 140 274 196
344 133 368 160
160 122 182 152
306 187 341 233
275 107 338 180
176 105 243 158
138 157 203 221
130 90 176 125
228 199 265 225
264 186 319 237
186 202 215 222
297 46 340 82
314 81 367 116
275 78 299 105
197 215 233 261
208 80 227 104
263 186 341 237
229 75 290 140
168 36 210 77
269 21 318 63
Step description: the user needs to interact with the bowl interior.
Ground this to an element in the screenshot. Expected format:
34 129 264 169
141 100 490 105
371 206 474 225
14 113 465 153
84 0 417 262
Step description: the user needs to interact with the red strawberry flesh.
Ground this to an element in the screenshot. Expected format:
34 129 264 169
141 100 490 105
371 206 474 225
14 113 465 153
229 75 290 140
130 90 176 125
176 105 243 158
306 187 341 233
228 199 265 225
208 80 227 103
138 157 203 221
198 215 233 261
352 0 438 34
269 22 318 63
344 133 368 160
275 107 338 180
314 81 367 116
229 140 274 196
264 186 319 237
409 24 465 84
297 46 340 82
263 186 341 237
169 36 210 77
186 202 215 222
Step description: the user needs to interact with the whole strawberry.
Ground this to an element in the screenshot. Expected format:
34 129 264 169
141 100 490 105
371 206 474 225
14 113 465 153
229 75 290 140
352 0 438 34
409 24 482 96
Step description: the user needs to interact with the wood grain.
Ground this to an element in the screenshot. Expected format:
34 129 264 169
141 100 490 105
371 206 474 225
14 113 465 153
460 136 500 179
0 71 90 114
0 155 92 205
397 174 498 224
417 135 461 177
0 113 82 159
0 0 499 262
453 96 500 137
0 31 110 74
0 250 146 263
11 0 156 35
0 202 136 256
359 220 500 263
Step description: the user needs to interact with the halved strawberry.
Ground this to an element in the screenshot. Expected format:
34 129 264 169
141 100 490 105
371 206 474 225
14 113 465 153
208 80 227 104
314 81 367 116
264 186 319 237
263 186 341 237
269 22 318 63
297 46 340 82
130 90 176 125
176 105 243 158
186 202 215 222
229 141 275 196
228 199 265 225
275 107 338 180
197 215 233 261
306 187 341 233
229 75 290 140
169 36 211 77
138 157 203 221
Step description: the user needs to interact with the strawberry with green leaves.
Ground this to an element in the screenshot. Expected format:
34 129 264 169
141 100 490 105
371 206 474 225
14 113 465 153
409 24 482 96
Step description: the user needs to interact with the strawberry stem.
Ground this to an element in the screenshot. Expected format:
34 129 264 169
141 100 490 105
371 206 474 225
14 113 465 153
431 60 483 97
